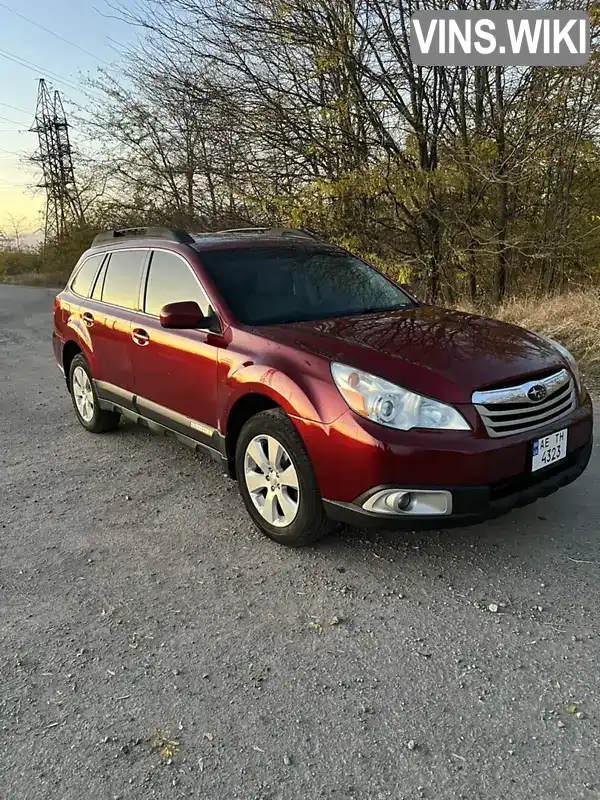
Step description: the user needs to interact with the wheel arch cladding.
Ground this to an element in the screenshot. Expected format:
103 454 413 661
62 340 83 386
223 360 339 424
224 393 282 478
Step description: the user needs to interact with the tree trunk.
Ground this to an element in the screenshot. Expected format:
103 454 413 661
495 67 509 303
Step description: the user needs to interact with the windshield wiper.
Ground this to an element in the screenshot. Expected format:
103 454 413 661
329 305 411 320
252 304 412 326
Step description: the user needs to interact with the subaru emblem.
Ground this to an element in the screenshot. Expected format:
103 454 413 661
527 384 547 403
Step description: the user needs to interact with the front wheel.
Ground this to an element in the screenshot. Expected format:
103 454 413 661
235 409 334 546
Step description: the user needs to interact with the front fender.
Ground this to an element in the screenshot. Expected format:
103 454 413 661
218 359 346 431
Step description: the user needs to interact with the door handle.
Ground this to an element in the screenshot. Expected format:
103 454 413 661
132 328 150 346
82 312 94 328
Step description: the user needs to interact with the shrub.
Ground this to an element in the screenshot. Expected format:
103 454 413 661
0 250 42 276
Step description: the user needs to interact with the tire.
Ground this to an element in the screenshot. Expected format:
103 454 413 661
235 408 335 546
68 354 121 433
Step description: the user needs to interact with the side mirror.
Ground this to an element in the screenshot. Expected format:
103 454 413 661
160 301 205 329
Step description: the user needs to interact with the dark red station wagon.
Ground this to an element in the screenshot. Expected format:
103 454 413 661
52 226 593 545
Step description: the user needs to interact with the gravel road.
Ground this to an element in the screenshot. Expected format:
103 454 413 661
1 283 600 800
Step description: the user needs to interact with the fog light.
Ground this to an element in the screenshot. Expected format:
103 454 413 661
385 491 412 512
363 488 452 516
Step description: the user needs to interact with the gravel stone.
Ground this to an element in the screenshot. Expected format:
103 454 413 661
1 285 599 800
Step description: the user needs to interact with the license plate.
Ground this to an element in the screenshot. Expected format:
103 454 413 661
531 428 568 472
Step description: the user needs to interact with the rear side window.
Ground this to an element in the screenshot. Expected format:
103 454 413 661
101 250 147 310
144 250 211 317
71 254 104 297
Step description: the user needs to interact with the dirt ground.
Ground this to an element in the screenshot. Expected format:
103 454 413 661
1 284 599 800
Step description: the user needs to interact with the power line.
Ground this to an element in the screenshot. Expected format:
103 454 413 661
0 1 114 68
0 114 29 126
0 100 31 115
0 48 102 103
0 47 87 97
0 145 28 156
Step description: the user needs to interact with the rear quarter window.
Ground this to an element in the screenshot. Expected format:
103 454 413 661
70 254 104 297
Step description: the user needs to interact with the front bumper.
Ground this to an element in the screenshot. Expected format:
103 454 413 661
323 438 593 530
297 389 593 503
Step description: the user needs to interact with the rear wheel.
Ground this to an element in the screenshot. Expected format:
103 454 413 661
235 409 334 546
69 354 121 433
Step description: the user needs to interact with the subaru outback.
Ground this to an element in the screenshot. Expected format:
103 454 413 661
52 227 593 546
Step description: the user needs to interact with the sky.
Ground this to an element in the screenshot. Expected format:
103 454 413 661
0 0 136 240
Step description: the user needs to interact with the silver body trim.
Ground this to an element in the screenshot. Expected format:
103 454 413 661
135 394 217 436
472 369 570 405
362 488 453 516
94 379 217 438
98 399 225 462
95 379 134 404
472 369 577 438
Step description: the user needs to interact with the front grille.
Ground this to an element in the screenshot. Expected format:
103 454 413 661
473 368 577 438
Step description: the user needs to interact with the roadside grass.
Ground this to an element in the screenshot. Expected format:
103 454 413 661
0 272 66 288
462 290 600 384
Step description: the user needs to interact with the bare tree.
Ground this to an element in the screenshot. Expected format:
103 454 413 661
81 0 600 301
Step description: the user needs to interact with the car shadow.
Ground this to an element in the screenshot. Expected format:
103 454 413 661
116 417 599 577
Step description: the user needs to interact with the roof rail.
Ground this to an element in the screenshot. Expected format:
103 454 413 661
296 226 327 241
277 227 325 241
194 227 271 237
91 227 195 247
194 226 327 241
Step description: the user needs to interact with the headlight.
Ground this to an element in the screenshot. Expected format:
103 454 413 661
539 335 582 394
330 363 470 431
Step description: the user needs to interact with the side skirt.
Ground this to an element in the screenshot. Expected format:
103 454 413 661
95 382 229 470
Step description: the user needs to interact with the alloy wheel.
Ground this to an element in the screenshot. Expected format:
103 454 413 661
243 434 300 527
72 365 95 423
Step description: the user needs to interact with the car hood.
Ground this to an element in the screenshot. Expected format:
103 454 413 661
258 306 566 404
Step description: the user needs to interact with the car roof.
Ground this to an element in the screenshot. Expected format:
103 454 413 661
85 226 343 257
190 233 341 254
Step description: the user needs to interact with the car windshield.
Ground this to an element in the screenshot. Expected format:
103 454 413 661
198 246 414 325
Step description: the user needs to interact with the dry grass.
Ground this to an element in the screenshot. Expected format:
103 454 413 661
465 290 600 383
0 272 65 288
